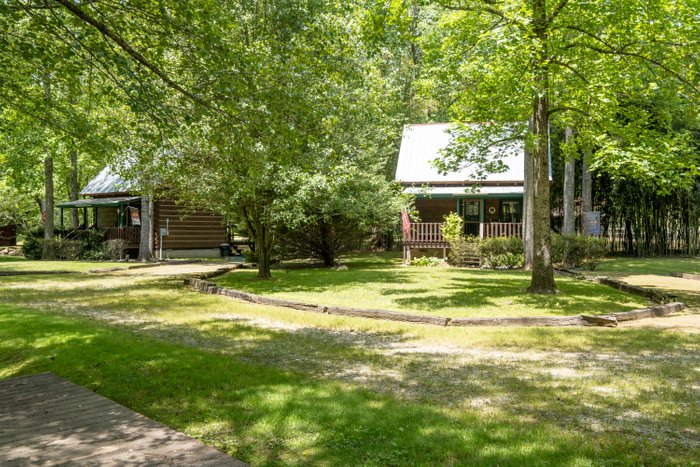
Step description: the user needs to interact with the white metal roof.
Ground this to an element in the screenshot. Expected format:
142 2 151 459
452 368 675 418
395 123 525 183
80 167 133 195
404 185 524 197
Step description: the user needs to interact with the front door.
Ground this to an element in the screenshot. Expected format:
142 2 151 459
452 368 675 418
462 200 481 237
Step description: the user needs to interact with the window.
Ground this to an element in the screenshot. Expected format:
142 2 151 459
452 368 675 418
463 200 480 222
500 200 522 223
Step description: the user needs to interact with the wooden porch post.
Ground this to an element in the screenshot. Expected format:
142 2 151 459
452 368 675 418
480 198 486 238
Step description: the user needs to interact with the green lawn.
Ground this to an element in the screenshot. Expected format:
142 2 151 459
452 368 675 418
215 254 648 318
0 256 122 272
593 256 700 276
1 257 698 465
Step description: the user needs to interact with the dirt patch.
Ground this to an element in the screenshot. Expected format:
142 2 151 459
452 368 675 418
618 313 700 333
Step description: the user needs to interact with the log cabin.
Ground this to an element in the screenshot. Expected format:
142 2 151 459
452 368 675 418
57 167 227 258
396 123 529 261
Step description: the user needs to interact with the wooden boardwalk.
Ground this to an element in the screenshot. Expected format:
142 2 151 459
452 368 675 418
0 372 246 466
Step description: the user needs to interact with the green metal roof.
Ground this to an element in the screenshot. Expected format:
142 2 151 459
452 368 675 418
57 197 140 208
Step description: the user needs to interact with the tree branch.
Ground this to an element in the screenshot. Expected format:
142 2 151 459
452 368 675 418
48 0 209 107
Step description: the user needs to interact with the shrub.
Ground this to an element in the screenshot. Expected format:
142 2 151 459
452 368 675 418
441 213 464 244
447 236 481 266
410 256 444 267
54 238 83 260
479 236 523 269
104 239 128 261
21 228 43 260
551 234 607 270
581 236 607 270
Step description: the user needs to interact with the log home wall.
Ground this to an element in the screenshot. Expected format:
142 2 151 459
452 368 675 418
154 198 227 250
97 207 119 228
414 198 456 223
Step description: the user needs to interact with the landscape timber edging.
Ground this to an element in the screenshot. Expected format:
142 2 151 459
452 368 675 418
88 259 205 274
555 268 674 303
0 270 76 276
670 272 700 281
183 273 686 328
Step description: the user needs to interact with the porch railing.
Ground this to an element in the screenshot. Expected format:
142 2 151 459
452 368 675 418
483 222 523 238
404 222 523 245
404 222 446 245
103 226 141 245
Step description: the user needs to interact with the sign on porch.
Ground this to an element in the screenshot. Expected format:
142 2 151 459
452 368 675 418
128 207 141 226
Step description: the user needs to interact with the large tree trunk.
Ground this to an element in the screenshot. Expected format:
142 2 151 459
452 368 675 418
42 156 56 260
41 73 55 260
241 206 273 279
148 197 155 254
69 149 79 229
523 121 534 270
562 127 576 235
255 222 273 279
582 150 593 213
138 195 152 261
527 0 556 293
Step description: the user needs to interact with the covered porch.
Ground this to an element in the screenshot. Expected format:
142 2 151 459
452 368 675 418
56 196 142 246
404 192 524 261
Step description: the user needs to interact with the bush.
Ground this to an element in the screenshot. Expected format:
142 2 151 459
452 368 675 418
410 256 444 267
551 234 607 270
479 236 523 269
21 228 43 260
581 236 607 270
447 236 481 266
104 239 128 261
441 213 464 244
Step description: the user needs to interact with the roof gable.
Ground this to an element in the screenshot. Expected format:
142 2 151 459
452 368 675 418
394 123 525 184
80 167 134 196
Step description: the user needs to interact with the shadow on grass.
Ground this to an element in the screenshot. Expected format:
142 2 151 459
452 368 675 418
3 305 697 465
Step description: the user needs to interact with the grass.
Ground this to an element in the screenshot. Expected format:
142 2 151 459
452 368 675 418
589 257 700 308
1 256 699 465
594 256 700 276
0 255 122 272
215 254 648 318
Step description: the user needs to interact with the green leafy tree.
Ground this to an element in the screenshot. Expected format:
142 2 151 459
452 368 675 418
279 165 410 266
421 0 699 292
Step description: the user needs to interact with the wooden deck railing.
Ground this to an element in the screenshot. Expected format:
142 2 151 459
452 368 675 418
404 222 523 245
483 222 523 238
404 222 446 245
103 226 141 245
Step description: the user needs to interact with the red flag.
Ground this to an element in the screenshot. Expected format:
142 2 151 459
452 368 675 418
401 211 411 235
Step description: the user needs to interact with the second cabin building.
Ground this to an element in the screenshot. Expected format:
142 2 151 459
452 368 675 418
395 123 525 259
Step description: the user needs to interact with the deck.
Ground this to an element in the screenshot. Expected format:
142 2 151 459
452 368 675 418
402 221 523 261
0 372 246 466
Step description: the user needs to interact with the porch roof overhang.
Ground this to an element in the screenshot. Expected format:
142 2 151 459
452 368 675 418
57 196 141 208
405 185 524 198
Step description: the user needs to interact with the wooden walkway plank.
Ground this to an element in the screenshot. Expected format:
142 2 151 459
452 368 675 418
0 373 246 466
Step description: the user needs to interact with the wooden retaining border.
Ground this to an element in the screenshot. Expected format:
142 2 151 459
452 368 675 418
184 274 686 328
670 272 700 281
555 269 674 303
89 259 205 274
0 270 75 276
